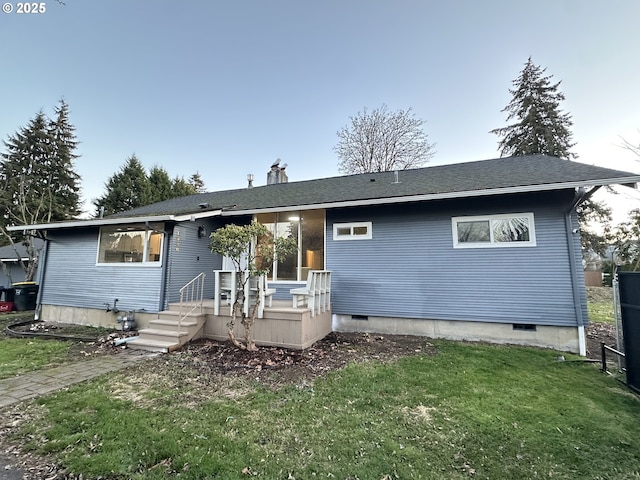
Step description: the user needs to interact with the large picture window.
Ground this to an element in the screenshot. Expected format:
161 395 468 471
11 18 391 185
97 224 164 264
452 213 536 248
256 210 325 281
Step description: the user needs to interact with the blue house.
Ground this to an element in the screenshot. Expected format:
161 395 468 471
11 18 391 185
11 155 640 354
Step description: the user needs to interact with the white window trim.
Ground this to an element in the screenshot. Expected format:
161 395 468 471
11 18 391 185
333 221 373 240
96 226 164 266
452 213 536 249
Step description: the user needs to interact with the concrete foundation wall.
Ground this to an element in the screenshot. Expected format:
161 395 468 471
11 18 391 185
334 314 580 353
40 304 156 331
40 304 578 352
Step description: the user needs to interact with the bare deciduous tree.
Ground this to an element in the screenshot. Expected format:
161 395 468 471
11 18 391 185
334 104 435 174
209 221 297 351
620 131 640 158
0 175 50 281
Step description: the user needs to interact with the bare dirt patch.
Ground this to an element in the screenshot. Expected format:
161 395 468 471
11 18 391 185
586 286 613 303
163 332 436 388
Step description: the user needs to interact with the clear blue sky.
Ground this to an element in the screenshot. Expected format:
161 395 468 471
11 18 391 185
1 0 639 221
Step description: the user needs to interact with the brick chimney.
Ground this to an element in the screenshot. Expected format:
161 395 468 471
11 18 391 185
267 159 288 185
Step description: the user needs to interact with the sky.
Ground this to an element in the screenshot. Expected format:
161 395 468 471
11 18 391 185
1 0 639 222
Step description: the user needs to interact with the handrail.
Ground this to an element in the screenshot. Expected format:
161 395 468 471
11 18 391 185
179 272 206 330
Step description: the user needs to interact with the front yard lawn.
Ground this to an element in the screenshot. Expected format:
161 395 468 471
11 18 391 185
4 340 639 480
0 313 114 379
0 313 72 379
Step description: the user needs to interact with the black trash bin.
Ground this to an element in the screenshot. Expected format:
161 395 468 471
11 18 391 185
12 282 39 311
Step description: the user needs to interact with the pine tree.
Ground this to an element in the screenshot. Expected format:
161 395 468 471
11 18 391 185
93 155 151 216
0 101 82 279
188 172 206 193
491 58 610 256
148 165 174 203
47 99 82 219
172 176 198 197
490 57 576 159
1 112 52 229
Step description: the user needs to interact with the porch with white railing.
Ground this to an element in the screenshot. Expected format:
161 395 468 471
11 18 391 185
127 271 333 353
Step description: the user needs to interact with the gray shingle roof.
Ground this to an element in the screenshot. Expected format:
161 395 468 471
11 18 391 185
0 238 45 261
107 154 639 218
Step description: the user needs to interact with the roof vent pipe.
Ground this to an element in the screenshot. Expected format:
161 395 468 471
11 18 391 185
393 170 400 184
247 173 254 189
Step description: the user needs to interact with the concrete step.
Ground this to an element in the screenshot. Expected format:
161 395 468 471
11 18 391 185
151 318 200 331
158 310 206 320
137 328 189 344
125 338 178 353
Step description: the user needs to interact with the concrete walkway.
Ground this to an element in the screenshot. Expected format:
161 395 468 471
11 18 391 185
0 350 157 409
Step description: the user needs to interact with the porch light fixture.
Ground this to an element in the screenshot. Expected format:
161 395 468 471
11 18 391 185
198 225 206 238
288 216 300 222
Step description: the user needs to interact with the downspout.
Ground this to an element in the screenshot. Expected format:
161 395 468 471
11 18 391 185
565 186 601 356
34 235 50 321
158 227 172 312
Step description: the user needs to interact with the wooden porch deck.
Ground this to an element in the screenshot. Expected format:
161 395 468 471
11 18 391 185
127 299 333 353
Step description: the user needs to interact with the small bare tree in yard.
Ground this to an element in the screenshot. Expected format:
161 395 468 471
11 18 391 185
335 104 435 174
0 176 49 282
209 220 297 351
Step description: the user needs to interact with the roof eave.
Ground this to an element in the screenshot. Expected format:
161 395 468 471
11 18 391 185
6 210 223 232
221 177 640 216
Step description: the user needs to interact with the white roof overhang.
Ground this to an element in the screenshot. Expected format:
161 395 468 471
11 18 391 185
6 210 223 232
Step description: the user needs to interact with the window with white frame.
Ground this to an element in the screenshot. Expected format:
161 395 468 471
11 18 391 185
256 210 325 281
97 224 164 264
333 222 372 240
452 213 536 248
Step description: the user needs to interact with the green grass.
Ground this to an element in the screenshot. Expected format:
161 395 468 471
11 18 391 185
0 313 71 379
0 337 73 379
588 301 615 324
0 313 111 379
13 341 640 480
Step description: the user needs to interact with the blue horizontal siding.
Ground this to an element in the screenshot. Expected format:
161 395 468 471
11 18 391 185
42 229 164 313
165 219 222 306
327 191 584 327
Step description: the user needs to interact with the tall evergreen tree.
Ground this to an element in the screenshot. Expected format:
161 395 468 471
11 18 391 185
148 165 174 203
93 155 151 216
0 101 82 279
490 57 577 159
188 172 206 193
47 99 82 218
491 58 610 256
172 176 198 197
93 157 205 216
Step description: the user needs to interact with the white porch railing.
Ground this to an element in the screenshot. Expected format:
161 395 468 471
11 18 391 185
179 272 206 330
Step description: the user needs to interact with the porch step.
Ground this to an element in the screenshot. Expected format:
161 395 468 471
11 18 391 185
124 338 178 353
126 311 206 353
136 328 189 344
152 317 201 331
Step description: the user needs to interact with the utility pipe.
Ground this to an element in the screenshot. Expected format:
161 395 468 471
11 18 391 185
564 186 601 356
